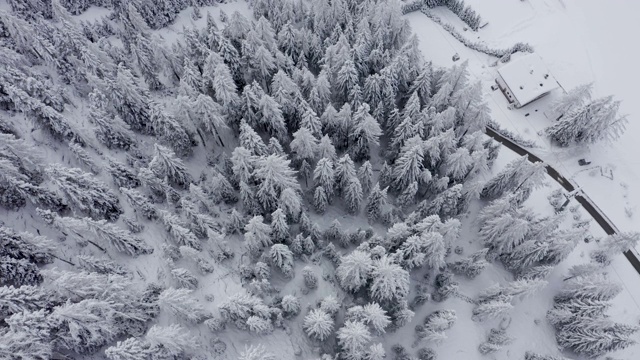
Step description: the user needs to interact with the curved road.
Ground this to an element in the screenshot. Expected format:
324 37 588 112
485 126 640 275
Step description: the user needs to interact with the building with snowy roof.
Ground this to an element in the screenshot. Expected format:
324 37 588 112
495 54 560 108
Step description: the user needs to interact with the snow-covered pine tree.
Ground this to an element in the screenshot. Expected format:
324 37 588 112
76 255 128 276
280 294 300 318
290 126 318 165
397 181 419 208
254 154 300 213
334 154 357 195
479 211 530 257
269 244 294 276
46 166 122 220
480 156 546 200
239 121 268 156
149 143 192 188
591 232 640 265
271 208 289 242
345 176 364 215
337 250 374 292
145 324 198 359
237 343 277 360
349 104 382 161
244 215 273 252
361 302 391 335
450 248 488 278
314 186 328 213
419 310 457 344
42 210 152 256
302 266 318 290
258 92 289 142
472 300 514 322
107 158 140 189
365 183 388 222
158 210 201 250
191 93 228 146
554 272 622 303
337 320 372 360
278 187 303 222
369 255 410 303
0 284 51 317
304 308 334 341
231 146 256 185
68 142 100 174
171 268 199 289
544 96 627 146
104 337 152 360
206 172 237 205
393 136 425 192
358 161 373 195
550 83 593 120
314 158 335 200
157 288 209 323
444 148 473 181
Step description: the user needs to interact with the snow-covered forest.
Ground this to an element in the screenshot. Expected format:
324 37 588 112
0 0 638 359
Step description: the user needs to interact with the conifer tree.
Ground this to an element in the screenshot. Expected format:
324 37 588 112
365 183 387 222
254 155 301 212
358 161 373 195
149 143 192 188
278 187 302 222
300 107 323 138
239 121 268 156
338 320 372 360
317 135 338 161
393 136 425 192
550 83 593 119
107 159 140 189
270 244 294 276
314 158 335 199
337 250 374 292
481 156 546 200
271 208 289 242
192 94 228 146
46 166 122 220
157 288 209 323
314 186 328 214
244 215 273 251
304 308 334 341
369 255 410 303
105 337 152 360
290 127 319 165
345 176 364 215
545 96 627 146
349 104 382 161
231 146 256 185
158 210 201 250
335 154 357 195
397 181 418 208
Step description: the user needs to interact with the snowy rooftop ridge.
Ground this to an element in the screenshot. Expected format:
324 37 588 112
497 54 560 107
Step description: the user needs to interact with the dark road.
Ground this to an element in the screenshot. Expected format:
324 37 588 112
485 126 640 275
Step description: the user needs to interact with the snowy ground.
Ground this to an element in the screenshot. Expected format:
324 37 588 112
407 0 640 244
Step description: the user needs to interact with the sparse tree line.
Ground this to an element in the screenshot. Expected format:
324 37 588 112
0 0 635 359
